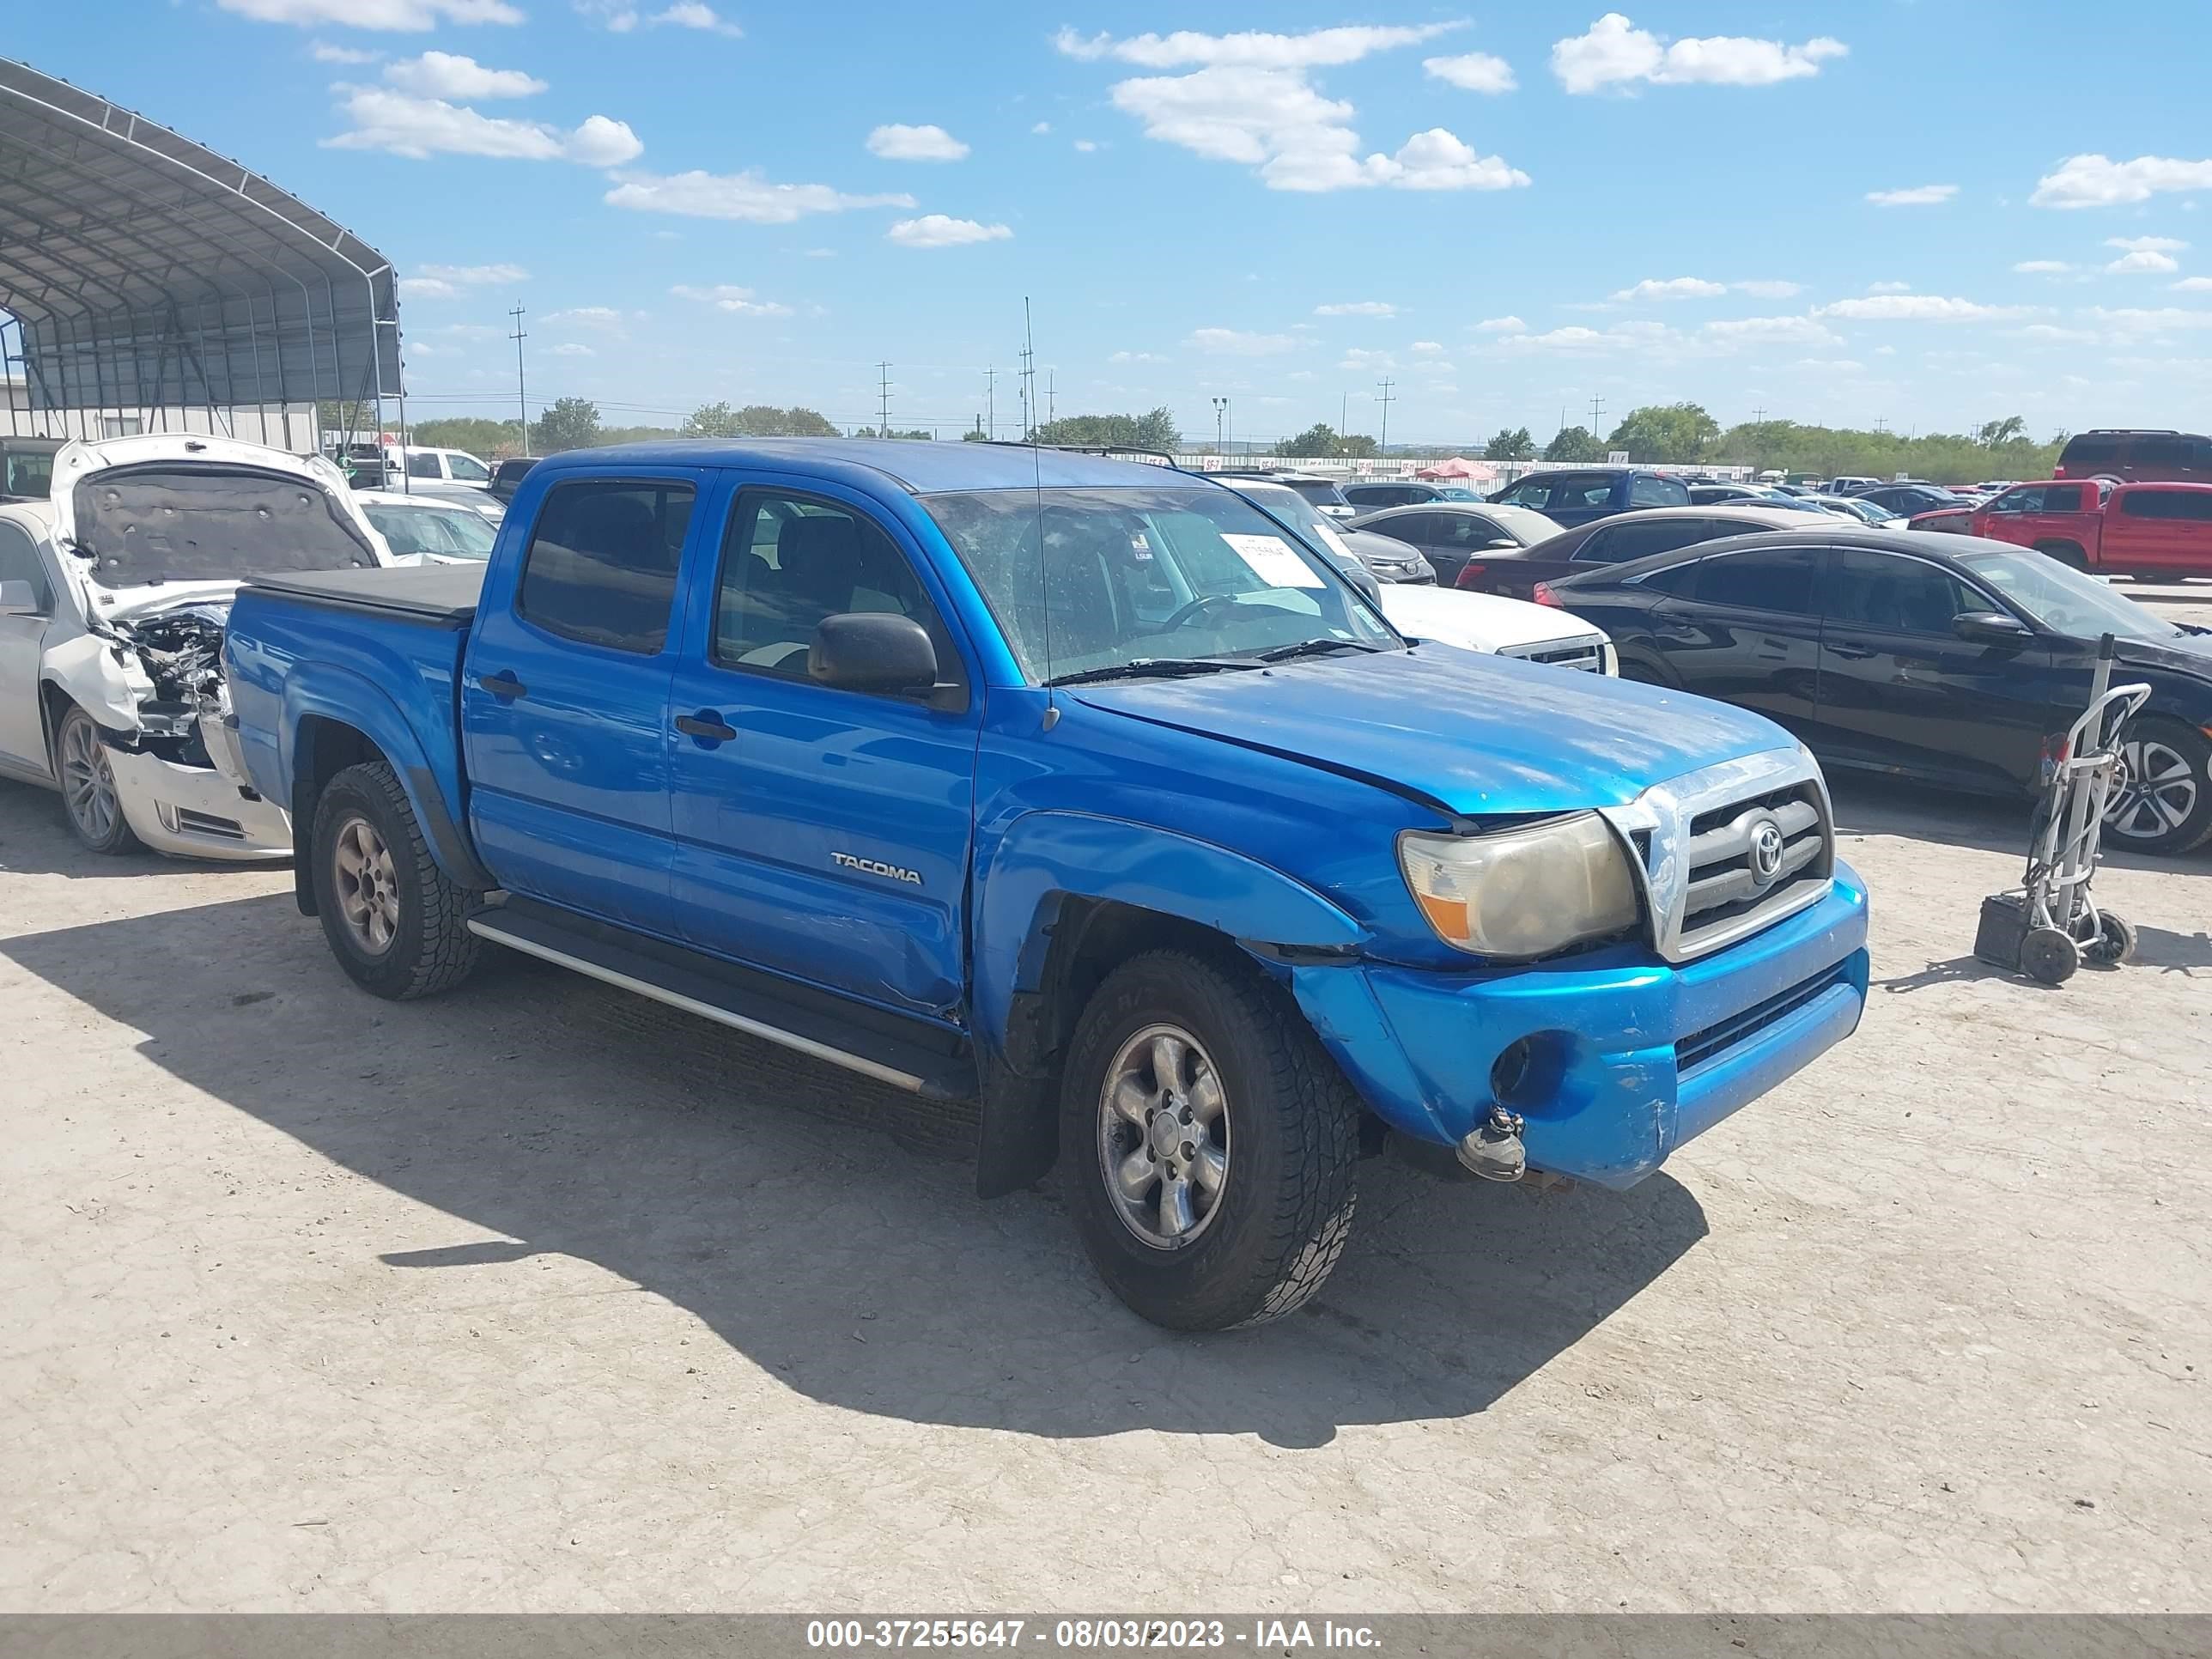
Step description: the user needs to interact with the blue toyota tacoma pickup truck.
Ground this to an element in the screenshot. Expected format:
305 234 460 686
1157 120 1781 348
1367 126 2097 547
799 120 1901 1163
223 441 1869 1330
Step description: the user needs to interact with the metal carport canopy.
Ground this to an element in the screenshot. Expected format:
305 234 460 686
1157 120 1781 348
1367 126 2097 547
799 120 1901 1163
0 56 398 427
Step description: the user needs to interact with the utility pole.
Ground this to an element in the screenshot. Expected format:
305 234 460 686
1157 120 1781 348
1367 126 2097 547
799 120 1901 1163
1752 404 1768 426
1019 296 1037 440
876 361 892 437
1340 392 1348 435
984 367 996 440
510 302 529 457
1376 379 1395 453
1047 369 1055 425
1589 393 1605 446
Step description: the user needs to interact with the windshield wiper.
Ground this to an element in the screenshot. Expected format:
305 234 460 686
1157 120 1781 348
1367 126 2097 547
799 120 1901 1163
1250 637 1389 664
1045 656 1266 688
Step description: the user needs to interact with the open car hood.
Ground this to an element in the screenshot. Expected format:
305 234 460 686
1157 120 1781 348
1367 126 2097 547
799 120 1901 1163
49 434 391 586
1071 647 1792 818
1376 583 1606 655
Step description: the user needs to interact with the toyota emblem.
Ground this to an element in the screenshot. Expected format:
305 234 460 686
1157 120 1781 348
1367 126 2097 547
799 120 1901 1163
1748 817 1787 885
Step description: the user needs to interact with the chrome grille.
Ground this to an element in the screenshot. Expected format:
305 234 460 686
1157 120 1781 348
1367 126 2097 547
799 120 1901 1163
1501 635 1607 674
1599 749 1836 963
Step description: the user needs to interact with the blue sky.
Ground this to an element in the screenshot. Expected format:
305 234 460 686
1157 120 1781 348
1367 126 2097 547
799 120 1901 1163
16 2 2212 446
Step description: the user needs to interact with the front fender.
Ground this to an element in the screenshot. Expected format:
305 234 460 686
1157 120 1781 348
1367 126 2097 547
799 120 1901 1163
970 810 1366 1059
278 662 492 892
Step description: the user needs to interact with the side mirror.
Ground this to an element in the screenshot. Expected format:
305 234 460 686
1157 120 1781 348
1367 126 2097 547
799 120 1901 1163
1953 610 2031 645
0 579 40 617
1483 538 1520 550
809 611 939 694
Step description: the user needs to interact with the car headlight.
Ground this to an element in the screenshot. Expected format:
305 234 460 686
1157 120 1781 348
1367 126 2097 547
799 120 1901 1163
1398 813 1641 959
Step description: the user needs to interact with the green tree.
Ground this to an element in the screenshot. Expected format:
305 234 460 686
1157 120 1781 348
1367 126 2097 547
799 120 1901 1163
1336 433 1378 458
1977 415 2028 447
1284 422 1341 457
723 404 838 437
1028 407 1182 452
683 401 744 437
410 416 522 456
1543 424 1602 463
530 396 603 453
1607 403 1721 464
1483 425 1536 461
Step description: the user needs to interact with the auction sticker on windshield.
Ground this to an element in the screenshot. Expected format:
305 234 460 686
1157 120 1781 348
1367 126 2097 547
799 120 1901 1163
1221 533 1324 588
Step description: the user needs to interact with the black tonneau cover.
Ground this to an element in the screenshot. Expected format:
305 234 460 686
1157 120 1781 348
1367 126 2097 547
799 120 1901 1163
242 562 486 623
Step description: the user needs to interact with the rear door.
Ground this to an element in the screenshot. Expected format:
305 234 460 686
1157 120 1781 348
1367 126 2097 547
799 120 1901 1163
1541 473 1619 528
1815 546 2053 789
1373 511 1455 580
2104 488 2212 576
663 478 980 1018
462 469 713 934
1650 544 1826 738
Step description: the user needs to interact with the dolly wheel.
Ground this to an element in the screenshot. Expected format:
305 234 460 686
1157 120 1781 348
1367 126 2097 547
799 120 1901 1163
2084 911 2137 968
2021 927 2081 985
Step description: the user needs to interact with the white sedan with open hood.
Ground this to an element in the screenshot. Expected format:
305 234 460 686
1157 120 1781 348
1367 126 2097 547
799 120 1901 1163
0 434 395 860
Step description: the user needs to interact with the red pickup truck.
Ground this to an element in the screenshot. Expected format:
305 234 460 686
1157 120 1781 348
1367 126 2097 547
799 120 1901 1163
1968 479 2212 578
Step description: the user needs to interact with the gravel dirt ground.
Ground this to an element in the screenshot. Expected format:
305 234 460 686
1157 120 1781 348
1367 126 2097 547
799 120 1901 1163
3 650 2209 1614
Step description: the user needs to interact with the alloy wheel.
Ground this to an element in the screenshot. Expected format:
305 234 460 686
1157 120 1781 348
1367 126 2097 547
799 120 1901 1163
59 716 120 842
331 816 403 955
1097 1024 1231 1249
2106 737 2201 842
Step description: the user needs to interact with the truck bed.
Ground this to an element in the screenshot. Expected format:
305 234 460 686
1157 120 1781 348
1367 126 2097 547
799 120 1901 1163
240 562 485 622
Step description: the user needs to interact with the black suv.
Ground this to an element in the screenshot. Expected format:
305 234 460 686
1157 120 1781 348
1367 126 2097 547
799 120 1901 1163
1486 466 1690 529
488 456 538 504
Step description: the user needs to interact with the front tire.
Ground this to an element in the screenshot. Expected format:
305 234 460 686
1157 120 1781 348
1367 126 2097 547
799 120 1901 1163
310 760 481 1000
55 704 143 855
2105 720 2212 855
1060 950 1360 1331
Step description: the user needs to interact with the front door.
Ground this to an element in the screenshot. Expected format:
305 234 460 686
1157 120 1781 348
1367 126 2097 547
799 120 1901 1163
462 471 712 935
1652 544 1826 741
665 481 979 1020
1815 546 2052 789
0 520 58 775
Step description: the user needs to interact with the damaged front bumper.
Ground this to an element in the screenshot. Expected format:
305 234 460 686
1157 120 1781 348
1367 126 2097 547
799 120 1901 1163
100 708 291 862
1290 861 1870 1188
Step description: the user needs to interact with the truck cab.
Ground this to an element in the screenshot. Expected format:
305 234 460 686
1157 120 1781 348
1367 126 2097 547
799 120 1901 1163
1972 478 2212 578
222 441 1870 1332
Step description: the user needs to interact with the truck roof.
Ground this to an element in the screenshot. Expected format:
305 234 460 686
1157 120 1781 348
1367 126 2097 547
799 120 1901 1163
526 437 1192 495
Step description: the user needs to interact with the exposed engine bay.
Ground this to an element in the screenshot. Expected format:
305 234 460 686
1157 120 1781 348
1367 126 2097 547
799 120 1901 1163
100 603 235 768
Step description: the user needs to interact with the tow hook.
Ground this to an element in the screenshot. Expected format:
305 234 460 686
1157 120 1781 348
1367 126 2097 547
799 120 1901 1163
1456 1105 1527 1182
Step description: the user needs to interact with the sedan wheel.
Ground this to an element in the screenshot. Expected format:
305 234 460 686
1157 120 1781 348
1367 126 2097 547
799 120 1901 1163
1097 1023 1230 1249
2104 725 2212 854
56 707 143 855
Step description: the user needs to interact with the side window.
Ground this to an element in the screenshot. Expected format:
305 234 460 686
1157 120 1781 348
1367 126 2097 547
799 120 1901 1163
1703 547 1820 616
1497 481 1549 510
2134 436 2186 471
2039 484 2081 514
517 479 694 654
1577 518 1715 564
1638 558 1705 598
1630 475 1689 507
1443 513 1511 549
714 490 960 687
1989 485 2046 514
2121 490 2188 520
406 453 441 480
2061 434 2119 471
1826 550 1978 635
1384 512 1437 543
0 521 54 613
447 454 489 483
1572 526 1617 564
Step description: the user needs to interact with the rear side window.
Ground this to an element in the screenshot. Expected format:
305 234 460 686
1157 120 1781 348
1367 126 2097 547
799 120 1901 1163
1826 549 1981 635
1638 558 1705 598
407 453 441 480
1382 511 1437 542
517 479 696 654
2041 484 2082 513
1629 475 1690 507
2121 489 2212 522
1987 484 2047 514
1576 518 1715 564
2059 434 2122 471
1700 547 1820 615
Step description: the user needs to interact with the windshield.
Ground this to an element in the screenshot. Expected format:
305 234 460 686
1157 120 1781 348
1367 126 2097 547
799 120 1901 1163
1481 505 1565 544
1960 547 2181 642
923 483 1398 684
363 500 499 560
1434 486 1479 501
70 464 381 587
1278 477 1350 509
3 449 55 497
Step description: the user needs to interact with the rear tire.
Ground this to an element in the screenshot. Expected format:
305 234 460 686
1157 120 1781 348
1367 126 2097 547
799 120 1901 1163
1060 949 1360 1331
2105 720 2212 856
310 760 481 1000
54 704 144 856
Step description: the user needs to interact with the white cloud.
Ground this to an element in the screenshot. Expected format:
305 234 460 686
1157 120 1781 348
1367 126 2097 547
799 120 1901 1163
1552 13 1844 94
1030 121 1051 135
1411 340 1443 353
400 261 526 300
1735 279 1804 299
221 0 520 25
2033 154 2212 210
1866 184 1958 207
1788 358 1863 373
2107 248 2180 275
1054 23 1459 70
649 2 739 33
1424 52 1516 94
2012 261 2071 275
2016 324 2099 343
866 124 969 162
325 88 641 163
1818 295 2028 321
886 215 1011 247
383 51 544 100
1073 139 1099 153
548 342 594 356
1068 26 1526 196
544 306 625 328
2173 276 2212 293
1474 315 1526 332
1497 323 1676 352
670 283 793 316
2108 235 2189 252
2087 307 2212 333
1337 348 1397 370
1703 315 1842 348
1187 327 1299 356
1109 350 1167 363
312 41 380 63
605 169 914 222
1866 280 1913 292
1613 276 1726 301
1314 301 1396 317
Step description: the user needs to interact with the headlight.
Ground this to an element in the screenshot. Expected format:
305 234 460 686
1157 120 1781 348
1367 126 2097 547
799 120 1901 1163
1399 813 1641 959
